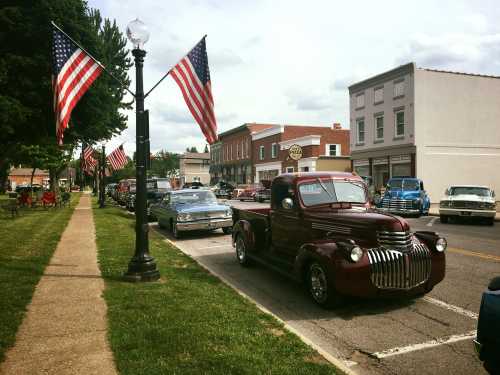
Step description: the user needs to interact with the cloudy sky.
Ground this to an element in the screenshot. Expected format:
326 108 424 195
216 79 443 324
87 0 500 156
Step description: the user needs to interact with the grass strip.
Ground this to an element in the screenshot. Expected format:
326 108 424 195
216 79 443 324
0 193 80 362
93 202 338 375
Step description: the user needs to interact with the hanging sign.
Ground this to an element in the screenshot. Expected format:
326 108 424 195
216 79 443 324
288 144 303 161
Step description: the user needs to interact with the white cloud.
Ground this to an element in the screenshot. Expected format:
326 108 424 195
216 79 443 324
87 0 500 156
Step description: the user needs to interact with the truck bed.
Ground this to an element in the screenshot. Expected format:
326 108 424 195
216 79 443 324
232 207 271 249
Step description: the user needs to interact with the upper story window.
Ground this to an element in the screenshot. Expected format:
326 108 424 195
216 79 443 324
395 110 405 137
393 79 405 98
356 119 365 144
259 145 265 160
355 93 365 109
230 144 233 160
271 143 278 158
326 144 341 156
241 141 244 159
236 143 240 159
246 139 250 158
374 86 384 104
375 115 384 140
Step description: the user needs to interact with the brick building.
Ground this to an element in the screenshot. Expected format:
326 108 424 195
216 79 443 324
8 168 50 189
251 124 351 182
210 123 274 184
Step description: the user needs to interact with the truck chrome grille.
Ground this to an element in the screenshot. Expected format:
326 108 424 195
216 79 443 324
367 243 431 289
191 211 227 219
450 201 478 209
377 231 412 251
380 198 414 210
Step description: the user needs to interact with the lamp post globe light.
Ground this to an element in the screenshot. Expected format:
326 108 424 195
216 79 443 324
123 18 160 282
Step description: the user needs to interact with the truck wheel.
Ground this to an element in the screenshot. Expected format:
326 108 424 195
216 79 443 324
440 215 449 224
222 226 232 235
485 217 495 226
235 235 251 267
307 262 342 309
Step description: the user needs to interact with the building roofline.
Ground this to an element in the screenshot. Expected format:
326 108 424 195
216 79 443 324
348 62 415 93
417 67 500 79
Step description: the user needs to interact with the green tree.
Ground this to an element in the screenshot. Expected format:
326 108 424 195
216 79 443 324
149 150 179 178
0 1 132 189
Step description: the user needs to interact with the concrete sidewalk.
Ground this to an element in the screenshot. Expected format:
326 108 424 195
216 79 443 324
0 194 117 375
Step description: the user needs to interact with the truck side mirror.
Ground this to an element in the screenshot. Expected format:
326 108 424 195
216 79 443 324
444 189 449 196
281 197 294 210
492 190 496 198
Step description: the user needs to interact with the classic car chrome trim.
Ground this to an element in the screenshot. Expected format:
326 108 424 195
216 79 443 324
377 231 413 250
367 243 431 289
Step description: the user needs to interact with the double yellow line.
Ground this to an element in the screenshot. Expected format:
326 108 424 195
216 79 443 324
448 247 500 262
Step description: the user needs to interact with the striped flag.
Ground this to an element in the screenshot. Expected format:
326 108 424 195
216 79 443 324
170 36 217 144
107 145 128 170
82 145 97 175
52 25 103 145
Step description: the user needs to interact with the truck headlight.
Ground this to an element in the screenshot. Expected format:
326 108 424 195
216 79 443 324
440 201 449 208
350 246 363 262
225 208 232 217
435 237 447 252
177 213 192 222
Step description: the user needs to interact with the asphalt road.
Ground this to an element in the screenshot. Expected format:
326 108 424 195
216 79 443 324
150 200 499 375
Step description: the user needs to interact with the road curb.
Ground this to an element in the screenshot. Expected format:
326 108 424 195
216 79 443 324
158 231 359 375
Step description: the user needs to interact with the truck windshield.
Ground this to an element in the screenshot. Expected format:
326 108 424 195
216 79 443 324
450 187 491 197
388 180 419 191
299 180 366 206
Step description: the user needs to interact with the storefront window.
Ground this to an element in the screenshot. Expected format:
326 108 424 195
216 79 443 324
392 163 411 177
373 164 389 190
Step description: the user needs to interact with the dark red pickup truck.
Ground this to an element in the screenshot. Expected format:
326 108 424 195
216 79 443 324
232 172 447 308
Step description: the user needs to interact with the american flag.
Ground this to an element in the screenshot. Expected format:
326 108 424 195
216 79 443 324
170 37 217 144
107 145 128 170
52 25 103 145
82 145 97 175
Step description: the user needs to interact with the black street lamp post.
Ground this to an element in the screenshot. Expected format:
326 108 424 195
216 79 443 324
123 19 160 282
99 144 105 208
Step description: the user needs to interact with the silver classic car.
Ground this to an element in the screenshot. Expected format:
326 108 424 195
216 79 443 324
440 185 496 225
150 189 233 238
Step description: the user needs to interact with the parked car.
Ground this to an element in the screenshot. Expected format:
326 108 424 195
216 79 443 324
213 181 234 199
440 185 496 225
150 189 233 238
254 180 271 202
376 177 430 216
231 172 446 308
474 276 500 374
15 184 43 194
237 184 259 201
105 183 117 197
146 178 172 219
116 179 135 205
182 181 204 189
125 183 137 211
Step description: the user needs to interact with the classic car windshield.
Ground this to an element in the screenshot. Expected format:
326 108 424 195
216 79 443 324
450 187 491 197
171 191 218 204
388 180 419 191
299 180 366 206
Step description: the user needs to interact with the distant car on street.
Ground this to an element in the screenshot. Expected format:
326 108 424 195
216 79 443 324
474 276 500 374
150 189 233 238
212 181 234 199
377 177 430 216
254 180 271 202
439 185 496 225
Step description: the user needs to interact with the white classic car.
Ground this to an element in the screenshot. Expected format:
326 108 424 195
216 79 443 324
439 185 496 225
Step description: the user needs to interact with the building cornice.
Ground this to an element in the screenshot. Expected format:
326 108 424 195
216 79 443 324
252 125 284 140
348 62 415 94
279 135 321 150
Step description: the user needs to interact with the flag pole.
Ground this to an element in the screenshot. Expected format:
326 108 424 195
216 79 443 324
143 34 207 99
51 21 136 97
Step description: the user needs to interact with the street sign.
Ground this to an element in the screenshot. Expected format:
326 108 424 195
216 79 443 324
288 144 303 160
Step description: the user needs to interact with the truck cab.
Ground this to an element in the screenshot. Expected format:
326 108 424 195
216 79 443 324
377 177 430 216
232 172 446 308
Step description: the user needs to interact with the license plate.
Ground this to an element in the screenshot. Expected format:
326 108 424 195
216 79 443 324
461 211 472 216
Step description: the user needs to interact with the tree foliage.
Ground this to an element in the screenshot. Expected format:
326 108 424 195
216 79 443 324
0 0 132 190
149 150 179 178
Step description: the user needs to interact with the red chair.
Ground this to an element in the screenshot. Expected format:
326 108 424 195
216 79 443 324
42 192 57 208
18 191 32 207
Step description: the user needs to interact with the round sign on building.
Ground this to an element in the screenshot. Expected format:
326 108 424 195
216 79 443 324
288 144 303 161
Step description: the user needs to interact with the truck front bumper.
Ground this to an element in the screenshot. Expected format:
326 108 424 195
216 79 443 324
439 208 496 218
176 218 232 231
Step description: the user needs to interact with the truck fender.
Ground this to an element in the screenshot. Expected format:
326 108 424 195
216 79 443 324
294 241 339 283
232 220 256 253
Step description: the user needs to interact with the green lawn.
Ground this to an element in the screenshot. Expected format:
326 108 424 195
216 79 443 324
0 193 80 362
93 202 338 375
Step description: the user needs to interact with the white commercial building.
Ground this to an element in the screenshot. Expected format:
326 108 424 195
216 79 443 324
349 62 500 203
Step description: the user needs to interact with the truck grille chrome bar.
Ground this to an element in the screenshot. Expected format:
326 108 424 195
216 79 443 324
380 198 414 210
377 231 412 251
367 243 431 290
